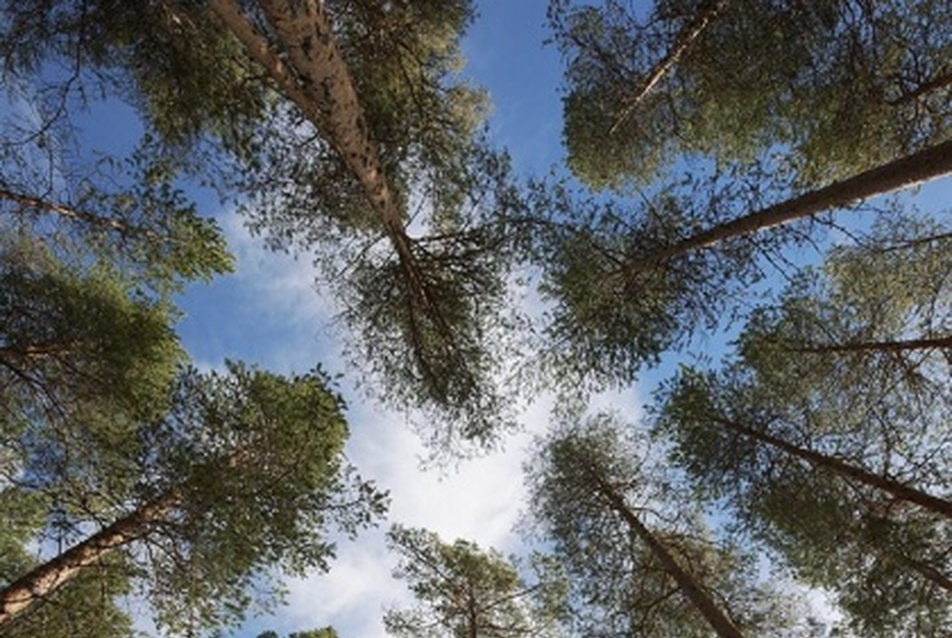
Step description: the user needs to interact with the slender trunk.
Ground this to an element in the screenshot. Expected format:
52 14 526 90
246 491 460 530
610 0 728 134
586 469 747 638
712 417 952 518
0 492 179 627
211 0 440 321
0 188 129 234
887 73 952 106
0 342 70 360
252 0 399 226
208 0 326 130
626 140 952 273
904 557 952 592
789 335 952 355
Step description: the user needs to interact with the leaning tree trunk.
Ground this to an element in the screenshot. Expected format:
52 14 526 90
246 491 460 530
626 140 952 272
712 416 952 518
209 0 441 324
903 557 952 592
0 492 179 627
610 0 728 134
586 469 748 638
789 335 952 355
1 188 138 236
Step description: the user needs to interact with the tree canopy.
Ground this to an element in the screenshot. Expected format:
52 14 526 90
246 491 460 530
0 1 949 637
551 0 951 189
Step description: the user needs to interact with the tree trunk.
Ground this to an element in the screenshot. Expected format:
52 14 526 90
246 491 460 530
887 73 952 106
0 342 70 360
210 0 441 322
712 417 952 518
789 335 952 355
610 0 728 134
626 140 952 272
587 469 748 638
0 492 179 627
1 188 129 234
904 557 952 592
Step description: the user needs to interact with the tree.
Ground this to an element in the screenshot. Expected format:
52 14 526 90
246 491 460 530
526 414 819 638
550 0 951 189
0 140 234 295
0 0 518 456
0 236 187 535
0 362 387 635
529 141 951 390
655 369 951 636
257 629 339 638
385 525 565 638
205 0 521 449
0 486 136 638
652 220 951 634
0 0 522 452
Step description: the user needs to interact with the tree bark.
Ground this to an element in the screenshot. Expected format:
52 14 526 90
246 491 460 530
712 417 952 518
610 0 728 134
904 557 952 592
0 188 129 234
210 0 441 323
789 335 952 355
887 73 952 106
0 492 179 627
586 469 747 638
625 140 952 273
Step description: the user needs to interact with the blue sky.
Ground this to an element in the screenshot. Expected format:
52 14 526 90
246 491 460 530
158 2 949 636
5 0 947 636
165 2 596 637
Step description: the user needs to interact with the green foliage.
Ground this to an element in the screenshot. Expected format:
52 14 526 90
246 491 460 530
385 525 566 638
257 628 339 638
526 168 776 392
526 415 819 638
0 486 136 638
0 0 270 154
552 0 951 189
2 0 524 453
132 362 388 635
0 236 184 413
0 236 185 515
652 221 951 636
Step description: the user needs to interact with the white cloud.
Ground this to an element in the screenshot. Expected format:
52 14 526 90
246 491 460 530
198 209 661 638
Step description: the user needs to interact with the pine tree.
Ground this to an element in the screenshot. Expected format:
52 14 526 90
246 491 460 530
526 414 819 638
0 363 387 635
529 142 951 389
653 221 951 635
550 0 951 189
385 525 566 638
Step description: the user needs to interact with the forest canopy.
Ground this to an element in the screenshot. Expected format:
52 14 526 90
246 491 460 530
0 1 948 637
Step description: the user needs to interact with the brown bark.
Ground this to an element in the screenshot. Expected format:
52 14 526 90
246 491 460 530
790 335 952 355
904 558 952 592
210 0 441 324
0 188 128 234
887 73 952 106
625 140 952 273
0 342 70 360
585 469 747 638
610 0 728 134
0 492 179 627
712 417 952 518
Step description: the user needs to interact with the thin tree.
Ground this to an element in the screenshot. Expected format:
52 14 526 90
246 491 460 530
0 364 386 633
609 0 729 134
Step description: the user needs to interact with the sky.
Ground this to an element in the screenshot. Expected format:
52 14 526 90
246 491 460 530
168 2 599 637
161 2 952 636
6 0 947 636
